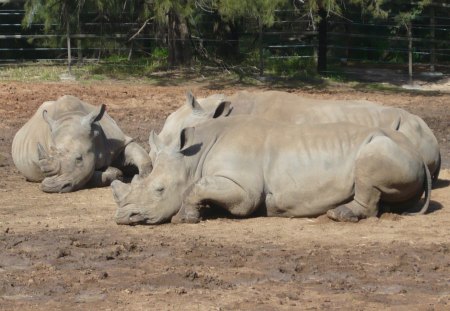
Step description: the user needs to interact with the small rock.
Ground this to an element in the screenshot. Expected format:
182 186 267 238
56 249 70 258
185 270 199 281
176 288 187 295
99 272 108 279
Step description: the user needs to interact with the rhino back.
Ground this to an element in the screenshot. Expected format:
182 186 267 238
395 111 440 170
226 91 379 118
261 122 376 216
227 92 438 172
195 117 380 217
12 101 55 181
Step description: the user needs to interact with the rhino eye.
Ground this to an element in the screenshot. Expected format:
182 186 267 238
154 186 165 194
75 155 83 164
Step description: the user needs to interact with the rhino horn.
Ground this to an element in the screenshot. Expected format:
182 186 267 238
82 104 106 128
149 130 164 154
111 180 131 203
186 90 204 115
42 110 56 131
37 143 49 160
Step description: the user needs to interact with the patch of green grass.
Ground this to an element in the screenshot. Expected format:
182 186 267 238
353 82 441 95
0 63 68 81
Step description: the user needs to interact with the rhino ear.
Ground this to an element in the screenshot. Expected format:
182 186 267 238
186 90 204 115
82 104 106 128
149 130 164 154
210 101 233 119
179 127 195 151
42 110 56 131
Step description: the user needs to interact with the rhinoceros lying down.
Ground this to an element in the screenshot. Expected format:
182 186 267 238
153 91 440 182
12 95 151 193
112 116 430 225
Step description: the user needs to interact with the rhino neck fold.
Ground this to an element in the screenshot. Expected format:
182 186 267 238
185 136 218 183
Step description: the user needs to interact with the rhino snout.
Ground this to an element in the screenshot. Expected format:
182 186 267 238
41 176 73 193
115 210 149 225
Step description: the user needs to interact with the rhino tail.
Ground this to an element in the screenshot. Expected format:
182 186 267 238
432 151 441 185
403 161 431 216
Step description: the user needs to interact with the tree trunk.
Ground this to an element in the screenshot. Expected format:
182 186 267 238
128 42 133 61
76 11 82 63
258 20 264 76
343 21 350 65
317 7 327 73
430 4 436 72
216 20 240 61
77 39 82 63
229 22 240 60
167 9 191 67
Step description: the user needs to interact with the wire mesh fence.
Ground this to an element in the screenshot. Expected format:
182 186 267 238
0 7 449 74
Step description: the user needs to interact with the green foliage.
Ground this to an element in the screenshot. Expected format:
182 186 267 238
88 48 169 79
13 0 449 76
392 0 432 27
23 0 82 31
348 0 389 19
216 0 288 27
153 0 196 23
151 47 169 68
266 55 316 77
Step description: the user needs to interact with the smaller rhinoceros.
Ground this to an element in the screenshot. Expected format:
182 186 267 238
12 95 151 193
112 116 430 225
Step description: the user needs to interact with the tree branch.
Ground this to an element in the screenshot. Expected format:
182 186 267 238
128 17 154 42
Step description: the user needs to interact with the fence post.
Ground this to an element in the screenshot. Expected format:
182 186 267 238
67 20 72 74
407 21 413 84
430 3 436 72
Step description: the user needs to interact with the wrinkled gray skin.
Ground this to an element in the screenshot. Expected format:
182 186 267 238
12 95 151 193
112 117 430 225
153 91 440 182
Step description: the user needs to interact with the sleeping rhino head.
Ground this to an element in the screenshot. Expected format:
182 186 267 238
38 104 106 193
113 128 198 225
149 91 231 163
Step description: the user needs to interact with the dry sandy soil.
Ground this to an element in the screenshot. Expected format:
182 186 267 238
0 80 449 310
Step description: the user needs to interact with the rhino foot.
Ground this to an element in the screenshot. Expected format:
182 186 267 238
101 167 123 184
327 205 359 223
171 214 200 224
87 167 123 188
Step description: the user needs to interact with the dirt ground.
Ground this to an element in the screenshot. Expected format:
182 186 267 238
0 80 449 310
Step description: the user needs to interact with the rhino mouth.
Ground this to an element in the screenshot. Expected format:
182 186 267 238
41 176 74 193
115 207 150 225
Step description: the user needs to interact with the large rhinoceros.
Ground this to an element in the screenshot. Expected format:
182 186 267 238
152 91 440 182
112 116 430 225
12 95 151 193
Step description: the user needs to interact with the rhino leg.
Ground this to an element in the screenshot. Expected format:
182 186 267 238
327 180 381 222
86 167 123 188
328 135 424 222
122 142 152 175
171 176 256 224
